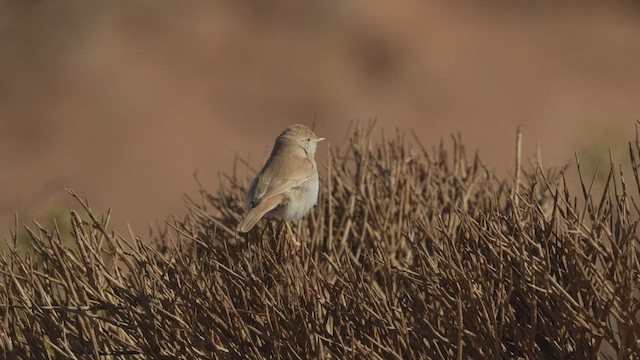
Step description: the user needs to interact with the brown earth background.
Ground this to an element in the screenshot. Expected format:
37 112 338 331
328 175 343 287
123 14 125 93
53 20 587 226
1 0 640 237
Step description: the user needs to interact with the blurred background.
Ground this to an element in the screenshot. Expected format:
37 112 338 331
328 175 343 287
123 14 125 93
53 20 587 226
1 0 639 237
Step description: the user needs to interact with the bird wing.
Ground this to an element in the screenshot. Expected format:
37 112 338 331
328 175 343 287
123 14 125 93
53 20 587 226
249 154 313 207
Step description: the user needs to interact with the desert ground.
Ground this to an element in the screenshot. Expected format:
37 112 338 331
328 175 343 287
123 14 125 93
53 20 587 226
1 0 639 235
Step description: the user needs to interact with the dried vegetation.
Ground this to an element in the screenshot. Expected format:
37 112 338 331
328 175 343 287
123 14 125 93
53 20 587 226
1 123 639 359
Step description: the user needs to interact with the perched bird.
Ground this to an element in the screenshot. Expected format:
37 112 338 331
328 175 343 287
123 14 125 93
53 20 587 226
237 124 325 242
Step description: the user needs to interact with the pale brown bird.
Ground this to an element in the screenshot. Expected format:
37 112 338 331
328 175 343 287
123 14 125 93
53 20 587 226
237 124 325 240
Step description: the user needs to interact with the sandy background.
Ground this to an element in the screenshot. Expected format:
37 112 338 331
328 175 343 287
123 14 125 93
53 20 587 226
1 0 639 235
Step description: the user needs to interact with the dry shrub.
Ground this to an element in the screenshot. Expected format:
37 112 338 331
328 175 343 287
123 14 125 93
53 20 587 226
1 123 639 359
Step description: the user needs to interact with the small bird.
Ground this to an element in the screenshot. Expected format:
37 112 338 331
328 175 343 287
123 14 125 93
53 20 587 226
237 124 325 240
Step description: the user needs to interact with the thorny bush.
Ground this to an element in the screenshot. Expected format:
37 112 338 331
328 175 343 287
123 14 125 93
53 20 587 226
1 123 639 359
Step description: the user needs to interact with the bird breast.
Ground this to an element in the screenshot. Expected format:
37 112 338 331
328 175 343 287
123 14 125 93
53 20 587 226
281 170 319 221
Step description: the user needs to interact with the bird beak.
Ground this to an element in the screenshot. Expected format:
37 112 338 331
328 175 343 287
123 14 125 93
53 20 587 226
316 137 326 143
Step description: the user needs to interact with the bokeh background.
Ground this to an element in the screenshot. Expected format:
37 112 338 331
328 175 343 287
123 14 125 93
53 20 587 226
2 0 639 236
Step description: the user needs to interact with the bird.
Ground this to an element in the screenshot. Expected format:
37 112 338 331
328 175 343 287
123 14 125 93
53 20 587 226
237 124 325 243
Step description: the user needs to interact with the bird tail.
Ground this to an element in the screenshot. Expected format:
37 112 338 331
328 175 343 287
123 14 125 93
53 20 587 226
236 195 284 233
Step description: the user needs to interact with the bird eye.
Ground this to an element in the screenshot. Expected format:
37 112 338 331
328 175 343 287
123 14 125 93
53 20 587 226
306 137 311 142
